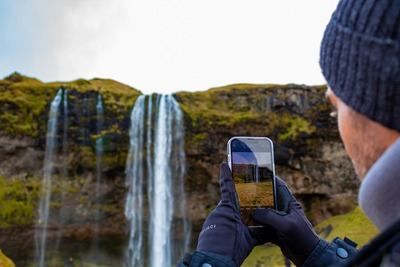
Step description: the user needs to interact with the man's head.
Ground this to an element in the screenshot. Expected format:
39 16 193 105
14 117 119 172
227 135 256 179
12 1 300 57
320 0 400 180
326 88 399 179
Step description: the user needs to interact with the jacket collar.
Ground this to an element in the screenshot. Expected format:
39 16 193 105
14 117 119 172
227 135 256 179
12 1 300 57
359 138 400 231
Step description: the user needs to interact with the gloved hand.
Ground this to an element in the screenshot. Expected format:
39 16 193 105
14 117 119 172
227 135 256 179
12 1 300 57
196 163 257 266
252 177 321 266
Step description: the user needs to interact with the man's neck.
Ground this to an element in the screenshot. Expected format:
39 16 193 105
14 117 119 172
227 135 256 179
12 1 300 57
359 138 400 231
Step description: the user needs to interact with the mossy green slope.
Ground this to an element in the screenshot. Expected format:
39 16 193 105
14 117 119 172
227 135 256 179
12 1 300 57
242 207 378 266
175 83 325 138
175 83 331 159
0 250 15 267
316 207 378 246
0 72 141 138
0 176 41 227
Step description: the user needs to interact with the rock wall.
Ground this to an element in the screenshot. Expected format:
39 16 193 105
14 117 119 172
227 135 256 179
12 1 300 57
175 83 359 229
0 74 359 245
0 73 140 241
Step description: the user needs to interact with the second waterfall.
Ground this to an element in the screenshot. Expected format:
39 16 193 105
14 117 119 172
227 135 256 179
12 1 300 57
125 94 190 267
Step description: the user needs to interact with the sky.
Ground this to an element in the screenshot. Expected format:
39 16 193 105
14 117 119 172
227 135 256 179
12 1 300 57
0 0 339 93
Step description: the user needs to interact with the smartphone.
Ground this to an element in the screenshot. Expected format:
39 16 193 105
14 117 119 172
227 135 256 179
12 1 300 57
227 136 277 226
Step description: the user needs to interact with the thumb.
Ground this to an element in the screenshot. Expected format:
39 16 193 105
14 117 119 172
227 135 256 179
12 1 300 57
252 208 287 227
275 176 296 212
219 162 239 209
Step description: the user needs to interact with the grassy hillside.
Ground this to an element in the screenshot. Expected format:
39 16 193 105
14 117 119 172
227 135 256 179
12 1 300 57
0 72 141 138
0 250 15 267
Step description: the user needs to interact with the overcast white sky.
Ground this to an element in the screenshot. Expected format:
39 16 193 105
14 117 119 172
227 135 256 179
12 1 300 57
0 0 339 93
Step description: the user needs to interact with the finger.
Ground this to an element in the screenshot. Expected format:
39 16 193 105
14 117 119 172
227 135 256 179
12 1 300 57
248 225 279 245
275 176 296 212
219 162 235 200
252 208 287 227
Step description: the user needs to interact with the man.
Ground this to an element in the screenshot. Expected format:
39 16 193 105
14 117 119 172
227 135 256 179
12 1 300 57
178 0 400 266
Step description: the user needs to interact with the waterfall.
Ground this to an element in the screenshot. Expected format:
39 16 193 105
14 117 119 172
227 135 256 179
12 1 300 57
125 95 146 267
62 90 68 179
146 95 154 253
56 89 69 249
125 94 190 267
93 93 104 255
150 95 174 267
35 88 63 267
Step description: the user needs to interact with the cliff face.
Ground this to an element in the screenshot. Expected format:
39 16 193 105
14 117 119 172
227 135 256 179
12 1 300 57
0 73 140 239
175 83 359 227
0 74 359 243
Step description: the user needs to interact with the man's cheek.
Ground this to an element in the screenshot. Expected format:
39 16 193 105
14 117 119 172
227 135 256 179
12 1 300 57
337 111 353 158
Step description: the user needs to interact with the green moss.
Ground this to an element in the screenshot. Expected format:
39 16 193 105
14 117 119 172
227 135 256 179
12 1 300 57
175 83 323 137
278 114 316 142
102 151 128 170
41 256 109 267
0 176 41 227
0 80 59 137
100 204 120 214
79 146 96 170
243 245 285 267
316 207 378 247
0 250 15 267
0 73 141 138
204 83 291 94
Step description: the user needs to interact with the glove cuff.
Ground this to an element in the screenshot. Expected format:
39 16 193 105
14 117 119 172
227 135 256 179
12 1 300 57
302 238 358 267
177 251 236 267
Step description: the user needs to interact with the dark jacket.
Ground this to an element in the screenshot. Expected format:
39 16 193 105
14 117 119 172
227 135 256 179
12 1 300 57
346 218 400 267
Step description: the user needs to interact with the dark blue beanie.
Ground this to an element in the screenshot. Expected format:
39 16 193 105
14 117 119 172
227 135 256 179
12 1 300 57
320 0 400 131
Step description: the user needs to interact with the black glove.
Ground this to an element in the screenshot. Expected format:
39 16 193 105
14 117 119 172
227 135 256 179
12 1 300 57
252 177 320 266
196 163 257 266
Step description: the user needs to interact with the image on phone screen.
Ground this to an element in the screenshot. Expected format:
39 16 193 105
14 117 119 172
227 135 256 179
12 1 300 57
231 138 275 210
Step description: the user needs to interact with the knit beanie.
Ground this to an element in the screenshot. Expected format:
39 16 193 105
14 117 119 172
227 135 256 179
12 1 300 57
320 0 400 132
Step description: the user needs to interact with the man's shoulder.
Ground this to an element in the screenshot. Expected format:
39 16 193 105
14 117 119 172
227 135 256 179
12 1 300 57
348 218 400 266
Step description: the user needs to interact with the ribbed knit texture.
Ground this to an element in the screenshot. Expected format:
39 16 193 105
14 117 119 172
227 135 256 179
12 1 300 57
320 0 400 131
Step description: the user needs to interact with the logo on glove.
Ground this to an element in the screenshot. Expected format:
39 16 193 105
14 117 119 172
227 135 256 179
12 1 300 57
201 224 217 234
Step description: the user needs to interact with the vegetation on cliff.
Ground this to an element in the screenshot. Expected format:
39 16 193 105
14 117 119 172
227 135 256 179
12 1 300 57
174 82 333 167
0 176 40 227
0 72 141 138
175 83 326 140
316 207 378 245
0 250 15 267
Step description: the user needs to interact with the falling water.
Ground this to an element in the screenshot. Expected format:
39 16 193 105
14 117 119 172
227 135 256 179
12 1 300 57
150 95 174 266
35 89 63 267
125 95 146 267
61 90 68 179
146 95 154 247
125 94 190 267
93 93 104 253
56 89 69 249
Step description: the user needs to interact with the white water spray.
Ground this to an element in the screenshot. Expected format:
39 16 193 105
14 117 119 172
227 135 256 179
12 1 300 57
125 96 146 267
35 89 63 267
125 94 190 267
92 93 104 260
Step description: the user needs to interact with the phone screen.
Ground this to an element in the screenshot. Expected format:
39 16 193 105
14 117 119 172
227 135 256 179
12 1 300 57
230 138 275 213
